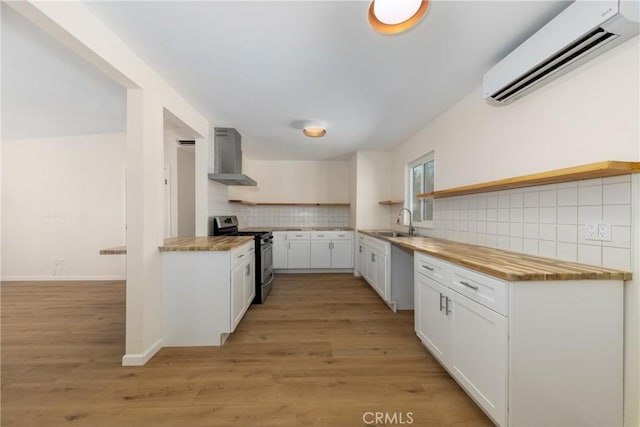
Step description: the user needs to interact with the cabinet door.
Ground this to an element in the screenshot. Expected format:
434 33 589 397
273 232 287 269
287 240 310 269
375 252 388 300
449 291 508 426
244 256 255 308
331 239 353 268
414 273 449 363
356 242 367 275
231 259 246 331
310 240 331 268
364 247 377 289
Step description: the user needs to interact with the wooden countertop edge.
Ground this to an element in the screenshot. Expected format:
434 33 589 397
417 160 640 199
101 237 254 254
358 230 632 282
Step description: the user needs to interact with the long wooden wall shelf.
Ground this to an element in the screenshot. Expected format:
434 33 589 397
417 161 640 199
378 200 404 205
229 200 350 207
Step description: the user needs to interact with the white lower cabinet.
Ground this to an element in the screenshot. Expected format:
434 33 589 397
162 241 255 347
231 254 254 331
273 231 287 268
276 230 353 270
359 233 390 304
414 251 623 427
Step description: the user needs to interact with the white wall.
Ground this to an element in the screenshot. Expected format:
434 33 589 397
231 159 350 204
390 37 640 426
1 133 126 280
352 151 393 230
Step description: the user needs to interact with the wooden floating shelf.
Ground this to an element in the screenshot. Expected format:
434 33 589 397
229 200 350 207
417 161 640 199
378 200 404 205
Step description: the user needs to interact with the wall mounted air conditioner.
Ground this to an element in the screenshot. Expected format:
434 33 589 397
483 0 639 106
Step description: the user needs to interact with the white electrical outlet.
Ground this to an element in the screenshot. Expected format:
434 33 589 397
597 222 611 241
585 223 597 239
585 221 611 241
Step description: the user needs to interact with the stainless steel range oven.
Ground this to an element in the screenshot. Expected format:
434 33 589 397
210 216 274 303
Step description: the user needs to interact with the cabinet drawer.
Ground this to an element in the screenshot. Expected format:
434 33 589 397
286 231 310 240
231 241 254 267
328 231 352 240
449 265 508 316
311 231 331 240
415 252 450 284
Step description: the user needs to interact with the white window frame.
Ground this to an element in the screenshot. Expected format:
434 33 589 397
406 152 434 229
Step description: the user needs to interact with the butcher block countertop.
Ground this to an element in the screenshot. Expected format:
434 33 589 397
100 236 253 254
358 230 631 282
159 236 253 252
241 227 353 232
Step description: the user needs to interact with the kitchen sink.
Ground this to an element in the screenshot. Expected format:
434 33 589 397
372 231 415 238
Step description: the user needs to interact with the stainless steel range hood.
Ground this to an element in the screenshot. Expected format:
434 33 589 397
208 127 257 186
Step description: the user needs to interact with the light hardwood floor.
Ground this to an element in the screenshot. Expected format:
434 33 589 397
1 274 492 426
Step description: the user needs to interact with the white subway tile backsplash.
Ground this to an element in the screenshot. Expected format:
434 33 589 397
510 208 523 223
498 193 510 209
509 237 523 252
556 242 577 262
602 247 631 271
603 182 631 205
557 224 577 243
578 178 602 187
523 223 538 239
523 192 539 207
510 192 523 208
578 185 602 206
557 206 577 224
539 207 557 224
432 175 632 270
539 223 557 241
605 226 631 249
557 187 578 206
523 239 538 255
602 175 631 185
538 240 557 258
578 205 602 225
523 207 539 223
603 204 631 226
578 244 602 266
498 222 509 236
539 190 557 207
510 223 523 238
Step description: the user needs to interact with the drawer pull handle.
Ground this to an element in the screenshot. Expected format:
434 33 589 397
445 297 451 315
460 281 479 291
422 265 434 271
237 254 244 258
439 293 445 312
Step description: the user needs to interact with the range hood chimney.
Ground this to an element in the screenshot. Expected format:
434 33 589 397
208 127 257 186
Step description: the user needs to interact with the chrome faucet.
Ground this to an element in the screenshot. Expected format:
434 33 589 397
396 208 416 235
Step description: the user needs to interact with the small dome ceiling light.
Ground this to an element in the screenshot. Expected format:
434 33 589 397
368 0 430 35
303 126 327 138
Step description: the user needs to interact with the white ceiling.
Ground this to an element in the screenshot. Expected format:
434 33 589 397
3 1 571 160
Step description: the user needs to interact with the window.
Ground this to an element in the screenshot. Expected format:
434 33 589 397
408 153 434 228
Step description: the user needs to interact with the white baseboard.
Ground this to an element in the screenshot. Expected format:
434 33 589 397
1 275 125 282
122 338 163 366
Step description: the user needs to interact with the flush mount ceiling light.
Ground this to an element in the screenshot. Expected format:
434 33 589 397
303 126 326 138
368 0 430 35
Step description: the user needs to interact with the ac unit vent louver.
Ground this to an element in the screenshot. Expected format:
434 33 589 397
483 0 639 106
